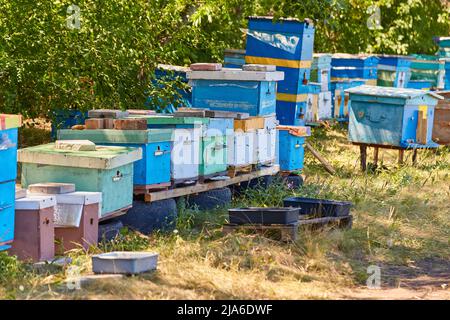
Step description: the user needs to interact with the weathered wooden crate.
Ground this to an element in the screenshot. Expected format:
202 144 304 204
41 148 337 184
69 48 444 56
58 129 173 188
187 68 284 116
346 86 443 148
18 143 142 218
432 91 450 145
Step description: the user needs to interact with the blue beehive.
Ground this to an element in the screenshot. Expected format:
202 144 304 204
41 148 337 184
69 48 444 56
277 126 311 171
224 49 246 69
245 16 315 124
276 84 310 126
187 68 284 116
331 80 365 121
0 114 22 250
377 55 412 88
346 86 443 148
311 54 332 92
146 64 192 114
57 129 174 188
331 54 379 82
51 109 88 139
407 80 433 90
409 55 445 90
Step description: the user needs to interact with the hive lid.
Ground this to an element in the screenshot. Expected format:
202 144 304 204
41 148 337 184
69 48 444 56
332 53 380 61
15 195 56 210
129 115 209 125
58 128 174 144
0 114 22 130
28 183 76 195
18 143 142 170
277 125 311 137
345 85 444 100
55 191 102 205
186 68 284 82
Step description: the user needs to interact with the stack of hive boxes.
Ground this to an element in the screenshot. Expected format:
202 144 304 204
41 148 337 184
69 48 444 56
377 55 412 88
434 37 450 90
407 54 445 90
10 183 102 262
306 54 333 124
0 114 22 251
187 65 284 169
245 16 315 126
330 54 379 121
224 49 246 69
18 140 142 219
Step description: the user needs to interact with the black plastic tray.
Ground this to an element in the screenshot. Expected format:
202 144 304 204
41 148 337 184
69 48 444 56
283 197 352 217
228 207 300 225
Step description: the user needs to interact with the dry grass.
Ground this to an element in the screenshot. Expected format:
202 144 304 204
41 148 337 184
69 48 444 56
1 124 449 300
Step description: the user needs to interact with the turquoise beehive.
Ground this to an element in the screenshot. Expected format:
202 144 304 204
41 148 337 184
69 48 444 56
18 142 142 218
346 86 443 148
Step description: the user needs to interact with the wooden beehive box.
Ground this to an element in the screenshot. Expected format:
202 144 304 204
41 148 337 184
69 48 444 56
18 142 142 218
58 129 174 188
346 86 443 148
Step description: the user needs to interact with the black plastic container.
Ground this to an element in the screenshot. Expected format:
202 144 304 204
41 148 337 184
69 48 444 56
228 207 300 225
283 197 352 217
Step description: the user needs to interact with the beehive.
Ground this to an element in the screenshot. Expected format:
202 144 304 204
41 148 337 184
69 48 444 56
0 114 22 251
377 55 412 88
58 129 173 188
18 142 142 217
187 68 284 116
346 86 443 148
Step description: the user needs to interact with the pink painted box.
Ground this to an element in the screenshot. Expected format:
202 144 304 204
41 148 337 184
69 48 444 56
53 192 102 253
9 195 56 262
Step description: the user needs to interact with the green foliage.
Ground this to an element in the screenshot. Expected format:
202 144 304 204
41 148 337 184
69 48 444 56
0 0 449 117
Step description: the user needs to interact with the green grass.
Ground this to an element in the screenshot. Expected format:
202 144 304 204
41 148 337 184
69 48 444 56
1 124 449 299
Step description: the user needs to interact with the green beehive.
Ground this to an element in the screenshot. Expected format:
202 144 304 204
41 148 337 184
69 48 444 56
18 142 142 218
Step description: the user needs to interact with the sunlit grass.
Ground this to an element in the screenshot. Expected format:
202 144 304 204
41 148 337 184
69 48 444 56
1 124 449 300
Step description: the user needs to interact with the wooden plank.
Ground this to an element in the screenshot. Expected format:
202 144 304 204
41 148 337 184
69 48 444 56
190 63 222 71
28 183 76 195
360 145 367 171
305 142 336 175
144 165 279 202
55 140 96 151
416 110 428 144
18 143 142 170
186 69 284 82
88 109 129 119
373 147 379 167
98 205 132 222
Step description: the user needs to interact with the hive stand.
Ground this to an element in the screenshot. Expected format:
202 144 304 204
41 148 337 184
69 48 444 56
354 142 424 171
222 215 353 242
142 165 279 203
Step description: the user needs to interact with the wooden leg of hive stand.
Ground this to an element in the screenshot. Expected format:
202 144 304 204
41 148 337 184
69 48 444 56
373 147 379 168
412 149 418 166
398 149 404 165
360 145 367 171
